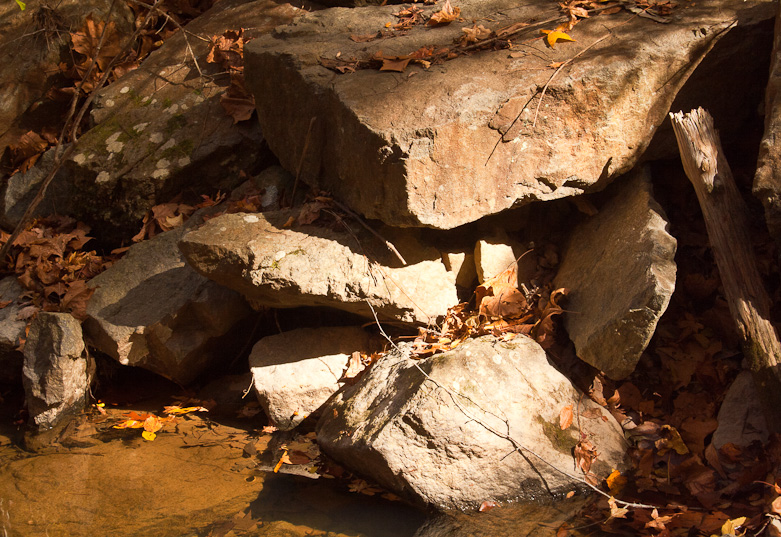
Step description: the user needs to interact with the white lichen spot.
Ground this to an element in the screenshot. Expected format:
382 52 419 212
492 354 503 365
73 153 86 165
166 103 179 114
452 380 461 392
156 158 170 169
178 157 190 167
152 168 170 179
194 95 205 104
106 131 124 153
220 227 227 232
274 250 286 262
159 69 166 75
149 132 163 144
243 215 259 223
160 139 176 151
465 350 472 357
120 86 130 94
180 103 188 111
96 171 111 184
105 99 115 107
133 122 149 133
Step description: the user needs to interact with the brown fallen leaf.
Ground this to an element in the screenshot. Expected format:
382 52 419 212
428 0 460 26
559 404 573 430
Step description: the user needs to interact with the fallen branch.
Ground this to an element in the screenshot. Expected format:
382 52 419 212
670 108 781 433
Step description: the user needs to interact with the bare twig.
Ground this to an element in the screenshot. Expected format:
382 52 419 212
330 199 407 266
291 116 317 206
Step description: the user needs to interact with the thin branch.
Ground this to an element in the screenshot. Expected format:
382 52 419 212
330 199 407 266
291 116 317 206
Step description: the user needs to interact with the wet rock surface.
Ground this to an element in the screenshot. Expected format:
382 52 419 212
317 335 628 510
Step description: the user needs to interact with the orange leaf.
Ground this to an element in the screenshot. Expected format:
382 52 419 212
606 469 627 494
559 404 573 430
427 0 460 26
273 449 291 473
540 28 575 47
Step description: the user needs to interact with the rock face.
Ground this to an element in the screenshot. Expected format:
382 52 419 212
84 225 252 385
0 276 27 383
755 1 781 244
250 326 371 430
63 0 303 240
0 0 135 155
23 313 90 430
179 211 459 324
244 0 771 229
317 335 628 511
712 371 769 449
554 168 677 380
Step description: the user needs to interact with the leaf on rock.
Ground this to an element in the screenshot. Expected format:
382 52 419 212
540 28 575 47
559 404 573 430
428 0 460 26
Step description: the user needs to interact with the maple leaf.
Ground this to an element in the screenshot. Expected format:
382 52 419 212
70 15 124 71
428 0 460 26
540 27 575 47
559 404 573 430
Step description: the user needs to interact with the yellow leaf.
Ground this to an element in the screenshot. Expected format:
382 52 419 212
142 431 157 441
164 405 209 415
273 450 291 473
540 29 575 47
716 517 746 537
606 469 627 493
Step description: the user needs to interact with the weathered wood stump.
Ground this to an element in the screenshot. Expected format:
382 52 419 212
670 107 781 433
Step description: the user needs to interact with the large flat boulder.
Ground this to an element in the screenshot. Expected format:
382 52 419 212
84 225 252 385
245 0 772 229
554 168 677 380
317 335 628 511
63 0 303 241
178 211 459 324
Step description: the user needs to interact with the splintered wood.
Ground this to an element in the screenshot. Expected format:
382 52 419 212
670 107 781 432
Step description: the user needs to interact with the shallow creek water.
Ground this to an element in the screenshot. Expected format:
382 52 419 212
0 387 593 537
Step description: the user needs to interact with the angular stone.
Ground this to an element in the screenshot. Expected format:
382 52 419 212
84 225 252 385
23 313 90 430
317 335 628 511
250 326 371 430
244 0 771 229
441 250 477 288
0 276 26 383
63 0 303 240
712 370 770 449
755 1 781 244
178 211 459 324
474 232 522 283
554 168 677 380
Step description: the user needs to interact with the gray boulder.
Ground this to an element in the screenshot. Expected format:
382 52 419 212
245 0 772 229
63 0 303 240
0 276 27 383
84 225 252 385
554 168 676 380
317 335 628 511
712 370 769 449
23 313 90 430
250 326 372 430
178 211 459 324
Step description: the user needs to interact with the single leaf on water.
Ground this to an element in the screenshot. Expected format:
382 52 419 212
142 431 157 441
